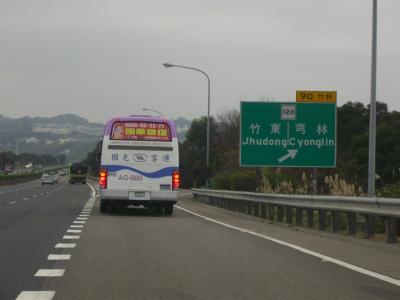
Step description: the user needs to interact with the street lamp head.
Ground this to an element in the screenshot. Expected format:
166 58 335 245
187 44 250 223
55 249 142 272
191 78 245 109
163 63 174 68
142 107 163 118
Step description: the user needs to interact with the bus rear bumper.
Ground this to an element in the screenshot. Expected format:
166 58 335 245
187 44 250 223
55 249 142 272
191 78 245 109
100 189 178 202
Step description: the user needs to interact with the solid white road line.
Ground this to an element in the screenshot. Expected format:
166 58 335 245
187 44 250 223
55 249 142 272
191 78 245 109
176 205 400 288
16 291 55 300
70 225 84 228
87 182 96 197
35 269 65 277
55 243 76 248
63 235 80 239
48 254 71 260
67 229 82 233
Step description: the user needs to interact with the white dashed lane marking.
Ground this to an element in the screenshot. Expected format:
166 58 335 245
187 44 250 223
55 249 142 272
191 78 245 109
55 243 76 248
16 291 55 300
15 185 95 300
73 221 86 224
70 225 84 228
35 269 65 277
48 254 71 260
9 201 17 205
63 235 80 240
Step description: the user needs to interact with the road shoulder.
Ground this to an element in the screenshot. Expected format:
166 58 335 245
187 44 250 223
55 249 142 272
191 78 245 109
177 194 400 280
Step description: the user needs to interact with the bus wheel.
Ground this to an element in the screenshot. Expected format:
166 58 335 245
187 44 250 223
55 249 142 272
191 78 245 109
164 204 173 216
100 200 108 213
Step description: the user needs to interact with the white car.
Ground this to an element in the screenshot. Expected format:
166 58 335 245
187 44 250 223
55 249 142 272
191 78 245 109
41 174 54 185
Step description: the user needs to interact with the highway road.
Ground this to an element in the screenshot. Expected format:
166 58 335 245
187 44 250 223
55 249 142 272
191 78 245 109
1 179 400 299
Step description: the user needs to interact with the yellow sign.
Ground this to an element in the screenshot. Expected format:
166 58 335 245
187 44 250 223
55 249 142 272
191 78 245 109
296 91 337 103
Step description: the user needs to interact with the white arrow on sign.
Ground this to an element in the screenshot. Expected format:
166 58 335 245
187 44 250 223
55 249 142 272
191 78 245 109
278 149 298 163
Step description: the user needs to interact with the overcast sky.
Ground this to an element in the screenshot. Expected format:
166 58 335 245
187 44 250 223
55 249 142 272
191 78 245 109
0 0 399 122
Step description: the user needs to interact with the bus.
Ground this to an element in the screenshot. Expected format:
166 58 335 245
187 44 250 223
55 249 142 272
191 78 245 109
99 115 180 215
69 163 88 184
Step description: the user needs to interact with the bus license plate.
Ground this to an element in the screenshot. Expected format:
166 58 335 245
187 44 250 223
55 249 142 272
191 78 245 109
129 191 150 200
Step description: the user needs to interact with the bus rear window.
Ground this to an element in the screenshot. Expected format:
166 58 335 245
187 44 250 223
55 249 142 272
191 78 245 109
111 121 171 142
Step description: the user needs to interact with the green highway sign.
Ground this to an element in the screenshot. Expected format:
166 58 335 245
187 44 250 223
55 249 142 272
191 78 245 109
240 102 336 167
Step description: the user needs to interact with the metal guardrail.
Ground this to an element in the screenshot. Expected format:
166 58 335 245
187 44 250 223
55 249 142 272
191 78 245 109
191 189 400 243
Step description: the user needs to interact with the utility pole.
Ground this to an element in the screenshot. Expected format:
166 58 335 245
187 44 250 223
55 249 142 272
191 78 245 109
368 0 378 197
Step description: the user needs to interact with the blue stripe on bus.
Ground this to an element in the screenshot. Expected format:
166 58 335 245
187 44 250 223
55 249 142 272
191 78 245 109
102 165 177 178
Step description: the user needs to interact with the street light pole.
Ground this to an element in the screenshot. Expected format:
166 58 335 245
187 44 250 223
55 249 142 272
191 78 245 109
368 0 378 197
143 108 164 118
163 63 211 188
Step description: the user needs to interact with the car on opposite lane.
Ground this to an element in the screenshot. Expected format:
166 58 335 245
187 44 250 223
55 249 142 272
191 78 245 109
41 173 54 185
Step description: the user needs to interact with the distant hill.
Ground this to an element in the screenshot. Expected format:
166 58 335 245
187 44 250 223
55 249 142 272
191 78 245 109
0 114 104 162
0 114 191 161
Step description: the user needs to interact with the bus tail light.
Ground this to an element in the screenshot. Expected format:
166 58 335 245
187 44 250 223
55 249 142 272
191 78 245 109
99 169 107 189
172 170 180 191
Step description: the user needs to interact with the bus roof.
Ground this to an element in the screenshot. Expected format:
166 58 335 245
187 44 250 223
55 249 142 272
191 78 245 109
104 115 177 138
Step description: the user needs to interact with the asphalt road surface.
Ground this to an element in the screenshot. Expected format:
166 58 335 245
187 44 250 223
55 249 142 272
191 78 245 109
0 177 90 300
1 180 400 299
